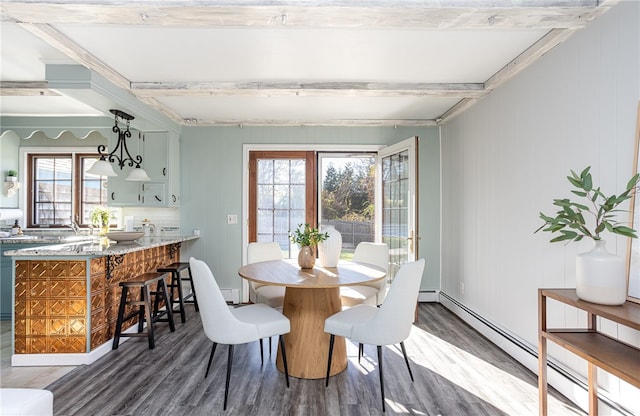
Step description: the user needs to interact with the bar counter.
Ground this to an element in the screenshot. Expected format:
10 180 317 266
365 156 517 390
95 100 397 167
5 235 198 366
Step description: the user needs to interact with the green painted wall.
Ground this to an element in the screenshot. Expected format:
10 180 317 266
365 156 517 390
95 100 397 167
179 125 441 298
1 117 442 299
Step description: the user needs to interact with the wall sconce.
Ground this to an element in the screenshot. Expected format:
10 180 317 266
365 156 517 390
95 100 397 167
87 109 150 181
3 181 20 197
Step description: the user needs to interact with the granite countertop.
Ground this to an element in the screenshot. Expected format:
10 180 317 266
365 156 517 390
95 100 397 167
0 235 90 244
3 235 199 257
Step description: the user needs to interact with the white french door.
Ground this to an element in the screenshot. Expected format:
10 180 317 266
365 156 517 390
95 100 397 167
377 137 418 280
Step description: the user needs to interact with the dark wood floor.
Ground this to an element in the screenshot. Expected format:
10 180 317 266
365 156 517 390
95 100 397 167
47 303 583 415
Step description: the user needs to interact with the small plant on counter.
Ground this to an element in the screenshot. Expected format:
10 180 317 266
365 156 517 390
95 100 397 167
90 206 115 235
289 223 329 247
6 170 17 181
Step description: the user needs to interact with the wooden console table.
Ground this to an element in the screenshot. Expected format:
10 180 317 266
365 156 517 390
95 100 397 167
538 288 640 416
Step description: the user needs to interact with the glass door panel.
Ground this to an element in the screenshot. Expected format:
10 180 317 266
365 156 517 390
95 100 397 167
378 137 418 280
249 151 316 259
256 159 305 257
318 153 376 260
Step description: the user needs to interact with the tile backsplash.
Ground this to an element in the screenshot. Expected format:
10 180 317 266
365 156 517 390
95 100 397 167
2 207 180 234
118 207 180 231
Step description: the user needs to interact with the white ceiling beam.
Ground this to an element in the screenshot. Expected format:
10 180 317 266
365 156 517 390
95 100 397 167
1 1 616 29
189 118 438 127
439 27 579 123
485 28 580 91
0 81 59 96
18 23 131 92
131 82 486 99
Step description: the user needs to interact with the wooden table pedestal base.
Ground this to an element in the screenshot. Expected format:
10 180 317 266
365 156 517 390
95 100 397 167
276 287 346 379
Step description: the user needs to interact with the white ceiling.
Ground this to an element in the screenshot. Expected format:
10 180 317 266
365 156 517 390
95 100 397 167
0 0 618 127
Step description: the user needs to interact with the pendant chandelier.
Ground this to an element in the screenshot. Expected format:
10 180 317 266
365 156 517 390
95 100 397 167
86 109 150 181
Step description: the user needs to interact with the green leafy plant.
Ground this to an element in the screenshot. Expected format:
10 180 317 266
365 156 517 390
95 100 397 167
535 166 639 243
289 223 329 247
6 170 17 177
90 206 114 228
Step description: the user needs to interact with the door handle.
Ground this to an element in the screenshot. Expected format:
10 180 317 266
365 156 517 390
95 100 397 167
407 230 414 253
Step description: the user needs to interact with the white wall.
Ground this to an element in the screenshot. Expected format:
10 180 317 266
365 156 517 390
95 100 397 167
441 1 639 413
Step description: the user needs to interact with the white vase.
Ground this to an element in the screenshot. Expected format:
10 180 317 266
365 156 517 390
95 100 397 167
575 240 627 305
318 224 342 268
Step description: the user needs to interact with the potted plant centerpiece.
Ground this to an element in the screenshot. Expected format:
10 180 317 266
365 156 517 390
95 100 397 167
535 166 639 305
290 223 329 269
90 206 115 236
5 170 18 182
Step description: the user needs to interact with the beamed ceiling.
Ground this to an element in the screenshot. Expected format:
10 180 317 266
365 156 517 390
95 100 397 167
0 1 619 127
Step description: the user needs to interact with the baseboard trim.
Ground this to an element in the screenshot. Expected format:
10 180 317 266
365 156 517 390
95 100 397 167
12 325 138 367
437 291 635 416
418 290 438 302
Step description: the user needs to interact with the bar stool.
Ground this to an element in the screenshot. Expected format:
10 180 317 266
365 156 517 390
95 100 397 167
112 272 175 350
157 262 199 323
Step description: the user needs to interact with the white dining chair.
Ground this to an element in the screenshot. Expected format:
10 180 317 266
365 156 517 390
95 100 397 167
247 241 287 355
247 241 286 308
340 242 389 307
189 257 290 411
324 258 426 412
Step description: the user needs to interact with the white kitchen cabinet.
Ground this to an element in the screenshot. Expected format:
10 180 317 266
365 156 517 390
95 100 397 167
142 132 169 182
167 134 180 206
141 182 166 206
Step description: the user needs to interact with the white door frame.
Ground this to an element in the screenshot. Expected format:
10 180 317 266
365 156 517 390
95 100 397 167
376 137 418 267
241 144 382 302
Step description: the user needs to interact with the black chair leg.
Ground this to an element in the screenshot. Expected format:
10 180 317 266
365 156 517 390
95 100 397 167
358 343 363 364
279 335 290 388
259 338 264 366
205 342 217 379
269 336 272 356
377 345 385 412
400 341 414 382
224 345 234 410
325 334 335 387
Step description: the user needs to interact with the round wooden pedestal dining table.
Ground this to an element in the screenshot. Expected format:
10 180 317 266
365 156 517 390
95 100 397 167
238 259 386 379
